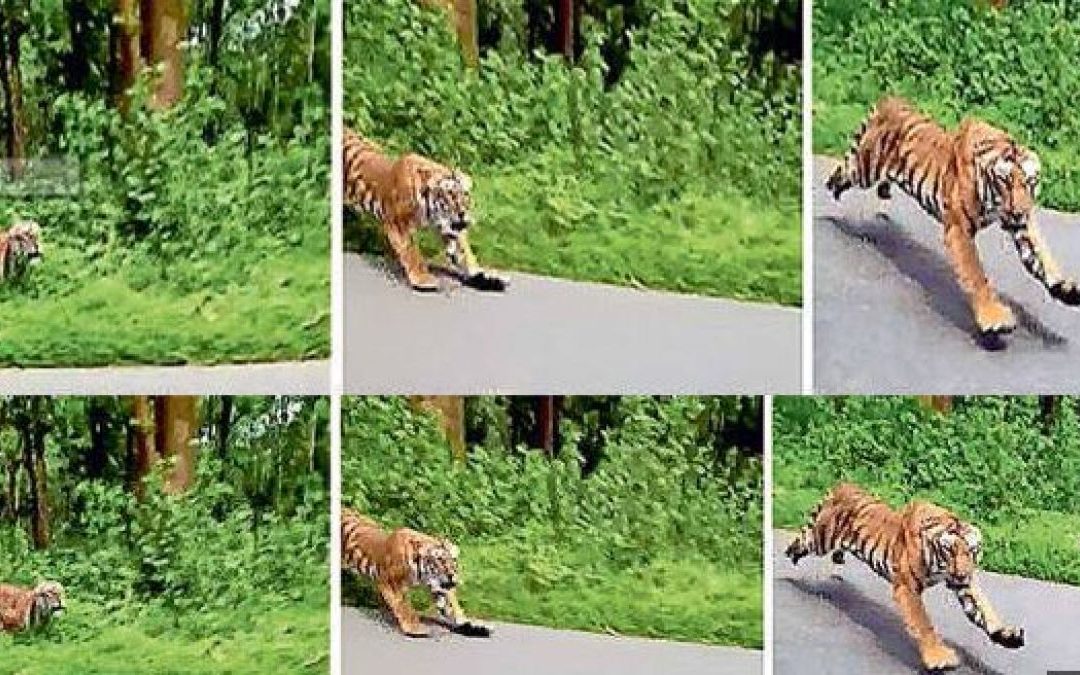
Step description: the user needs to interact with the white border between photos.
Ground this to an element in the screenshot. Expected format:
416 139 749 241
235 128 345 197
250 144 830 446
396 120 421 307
800 0 814 397
330 0 343 670
763 395 776 675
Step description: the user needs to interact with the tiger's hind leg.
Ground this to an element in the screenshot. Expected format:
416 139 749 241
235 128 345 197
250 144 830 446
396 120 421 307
385 223 438 292
944 213 1015 337
893 583 960 672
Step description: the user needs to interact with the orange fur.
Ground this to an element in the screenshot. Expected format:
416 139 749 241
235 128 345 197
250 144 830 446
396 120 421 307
786 483 1024 670
827 97 1078 336
0 581 64 632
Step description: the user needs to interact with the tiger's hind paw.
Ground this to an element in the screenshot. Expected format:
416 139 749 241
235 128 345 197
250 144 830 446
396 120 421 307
1050 280 1080 306
784 540 808 566
921 644 960 673
990 626 1025 649
825 168 851 201
451 621 492 638
464 272 508 293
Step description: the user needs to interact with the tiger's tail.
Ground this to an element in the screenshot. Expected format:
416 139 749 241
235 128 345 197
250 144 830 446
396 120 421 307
826 102 880 200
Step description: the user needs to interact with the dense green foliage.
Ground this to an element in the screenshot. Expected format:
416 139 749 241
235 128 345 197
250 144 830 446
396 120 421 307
0 397 330 674
0 1 329 366
346 0 801 304
343 396 763 647
774 396 1080 586
814 0 1080 211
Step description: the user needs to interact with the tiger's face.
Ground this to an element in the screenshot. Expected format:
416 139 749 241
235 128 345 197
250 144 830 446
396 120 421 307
936 523 982 589
7 220 43 264
31 581 65 625
425 172 473 239
416 539 461 593
989 149 1040 231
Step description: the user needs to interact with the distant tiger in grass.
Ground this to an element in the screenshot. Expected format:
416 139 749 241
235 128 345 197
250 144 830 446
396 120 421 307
827 96 1079 338
343 127 506 293
786 483 1024 672
0 581 65 633
341 508 490 638
0 220 43 281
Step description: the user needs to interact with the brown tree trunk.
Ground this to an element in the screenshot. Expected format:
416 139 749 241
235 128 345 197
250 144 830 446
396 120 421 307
1039 396 1059 435
114 0 141 111
128 395 155 497
208 0 225 72
918 396 952 414
0 10 27 179
216 395 233 456
420 0 478 67
534 396 562 457
554 0 574 61
18 398 49 549
410 396 466 460
153 396 198 494
139 0 186 109
86 399 111 479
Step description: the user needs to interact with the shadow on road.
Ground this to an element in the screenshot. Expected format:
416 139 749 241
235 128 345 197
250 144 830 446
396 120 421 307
823 215 1067 350
783 578 1007 675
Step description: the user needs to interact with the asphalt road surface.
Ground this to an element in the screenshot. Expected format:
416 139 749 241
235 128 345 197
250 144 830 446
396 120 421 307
345 253 801 394
774 530 1080 674
0 360 328 394
342 606 762 675
814 155 1080 393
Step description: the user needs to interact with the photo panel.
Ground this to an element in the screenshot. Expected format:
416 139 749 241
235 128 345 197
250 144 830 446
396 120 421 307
340 395 765 674
342 2 803 394
772 395 1080 673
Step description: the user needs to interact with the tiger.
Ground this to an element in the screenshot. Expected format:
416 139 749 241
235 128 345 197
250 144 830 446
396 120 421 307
0 581 65 633
0 219 43 281
341 508 491 638
826 96 1079 338
785 483 1024 672
343 127 507 293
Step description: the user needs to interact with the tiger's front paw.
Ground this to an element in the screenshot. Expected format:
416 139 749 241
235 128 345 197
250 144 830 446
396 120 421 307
990 626 1025 649
1050 280 1080 306
465 272 508 293
451 621 492 638
921 644 960 673
784 540 808 566
975 301 1016 337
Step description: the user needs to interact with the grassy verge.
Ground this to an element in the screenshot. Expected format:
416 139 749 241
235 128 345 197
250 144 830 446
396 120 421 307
0 599 328 675
0 240 328 367
348 177 801 305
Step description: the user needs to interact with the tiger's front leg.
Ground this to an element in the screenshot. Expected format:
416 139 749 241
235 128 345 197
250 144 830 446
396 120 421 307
445 231 507 292
943 213 1015 336
1010 219 1080 306
385 221 439 292
893 582 960 672
431 588 491 637
378 583 429 637
954 583 1025 649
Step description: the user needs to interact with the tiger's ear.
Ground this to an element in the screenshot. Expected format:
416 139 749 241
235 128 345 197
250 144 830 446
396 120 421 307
455 172 472 192
1020 153 1041 180
445 541 460 558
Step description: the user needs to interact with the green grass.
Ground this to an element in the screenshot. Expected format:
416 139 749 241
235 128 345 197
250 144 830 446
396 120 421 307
0 600 328 675
348 176 801 306
0 241 328 367
346 536 762 649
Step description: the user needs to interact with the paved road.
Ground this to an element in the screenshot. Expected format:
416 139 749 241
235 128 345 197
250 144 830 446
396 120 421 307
345 254 801 394
0 360 329 394
813 155 1080 393
343 606 761 675
774 530 1080 674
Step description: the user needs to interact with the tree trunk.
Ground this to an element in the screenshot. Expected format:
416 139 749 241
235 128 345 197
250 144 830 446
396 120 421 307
533 396 562 457
86 399 112 479
420 0 478 67
139 0 186 109
128 395 155 497
918 396 953 414
208 0 225 72
0 10 27 179
216 395 233 456
153 396 198 493
554 0 574 61
410 396 466 460
19 398 49 549
1039 396 1058 435
113 0 141 111
64 0 93 91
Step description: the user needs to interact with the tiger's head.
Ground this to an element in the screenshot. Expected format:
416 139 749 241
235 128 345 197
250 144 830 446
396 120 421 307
931 520 983 590
424 171 473 239
29 581 65 627
6 220 43 265
415 538 461 593
985 145 1040 231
